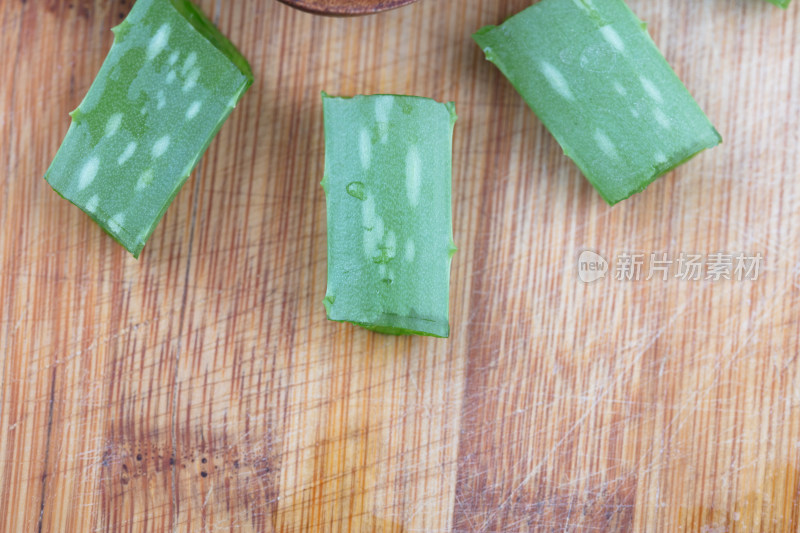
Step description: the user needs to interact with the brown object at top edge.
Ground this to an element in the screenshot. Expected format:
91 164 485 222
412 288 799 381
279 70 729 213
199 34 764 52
277 0 418 16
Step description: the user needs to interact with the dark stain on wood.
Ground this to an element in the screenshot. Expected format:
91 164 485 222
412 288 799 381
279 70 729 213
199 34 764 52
98 425 280 531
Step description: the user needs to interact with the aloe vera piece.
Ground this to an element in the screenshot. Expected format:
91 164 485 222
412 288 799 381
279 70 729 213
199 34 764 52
45 0 253 257
473 0 721 205
766 0 791 7
321 94 457 338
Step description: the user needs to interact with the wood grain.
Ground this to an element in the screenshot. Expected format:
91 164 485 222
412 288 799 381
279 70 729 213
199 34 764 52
1 0 799 531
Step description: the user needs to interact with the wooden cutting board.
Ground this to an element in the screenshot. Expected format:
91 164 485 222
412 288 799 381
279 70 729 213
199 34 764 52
1 0 799 530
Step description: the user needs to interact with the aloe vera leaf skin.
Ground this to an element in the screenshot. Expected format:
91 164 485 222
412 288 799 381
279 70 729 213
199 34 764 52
766 0 791 7
473 0 721 205
322 94 457 338
44 0 253 258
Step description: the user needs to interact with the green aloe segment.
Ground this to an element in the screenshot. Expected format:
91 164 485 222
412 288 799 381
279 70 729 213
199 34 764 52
321 94 457 338
473 0 721 205
45 0 253 257
766 0 791 7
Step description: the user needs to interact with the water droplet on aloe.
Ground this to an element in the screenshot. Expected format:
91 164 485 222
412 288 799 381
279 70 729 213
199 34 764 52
346 181 366 200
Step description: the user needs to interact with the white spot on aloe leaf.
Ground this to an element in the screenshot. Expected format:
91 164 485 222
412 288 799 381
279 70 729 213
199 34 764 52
378 264 388 280
147 24 170 60
118 142 137 165
359 128 371 169
405 145 421 207
654 151 667 164
600 26 625 52
594 129 619 159
108 213 125 234
540 61 575 101
362 196 376 231
375 96 394 123
78 157 99 191
186 101 202 120
105 113 122 137
183 69 200 92
375 96 394 142
85 194 99 213
640 76 663 103
404 239 415 263
181 52 198 75
573 0 597 11
168 51 179 66
152 136 170 158
166 71 177 84
614 81 627 96
136 169 154 190
157 90 166 110
653 108 671 129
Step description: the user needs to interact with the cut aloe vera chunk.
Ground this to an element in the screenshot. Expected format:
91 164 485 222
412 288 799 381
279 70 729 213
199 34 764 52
45 0 253 257
473 0 721 205
321 94 457 338
766 0 791 7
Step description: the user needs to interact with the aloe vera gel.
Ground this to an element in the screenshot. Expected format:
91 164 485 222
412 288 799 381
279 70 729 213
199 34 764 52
321 94 457 338
45 0 253 257
473 0 721 205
